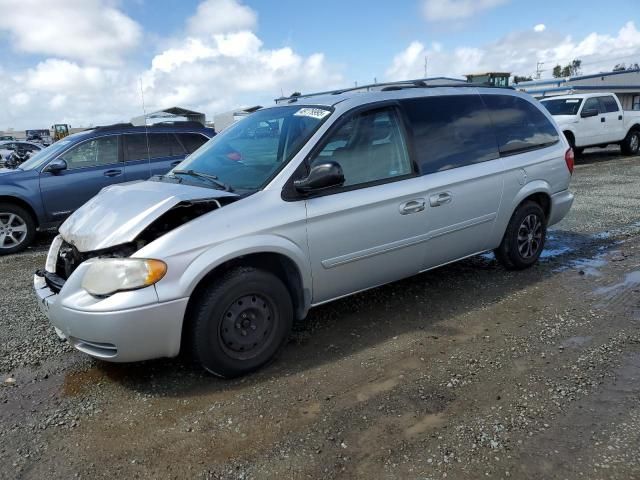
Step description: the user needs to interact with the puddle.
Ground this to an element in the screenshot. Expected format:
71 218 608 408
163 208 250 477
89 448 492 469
561 336 593 349
62 364 127 397
594 270 640 298
569 256 608 277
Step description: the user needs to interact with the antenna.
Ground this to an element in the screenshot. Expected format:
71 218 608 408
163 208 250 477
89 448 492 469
139 78 152 168
424 56 428 78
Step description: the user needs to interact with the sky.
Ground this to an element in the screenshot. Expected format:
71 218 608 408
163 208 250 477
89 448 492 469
1 0 639 129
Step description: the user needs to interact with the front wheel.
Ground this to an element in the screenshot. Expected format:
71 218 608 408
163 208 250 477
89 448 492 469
0 203 36 255
621 130 640 156
494 201 547 270
189 267 293 377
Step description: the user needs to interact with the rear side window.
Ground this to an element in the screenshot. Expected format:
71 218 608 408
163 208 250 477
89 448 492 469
124 133 185 161
599 96 619 113
177 133 209 153
482 94 559 156
401 94 499 174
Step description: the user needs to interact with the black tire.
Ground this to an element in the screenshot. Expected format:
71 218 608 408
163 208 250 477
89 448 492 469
189 267 293 377
494 201 547 270
0 203 36 255
621 129 640 156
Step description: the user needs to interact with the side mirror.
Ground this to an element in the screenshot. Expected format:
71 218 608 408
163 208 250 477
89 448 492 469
294 161 345 193
43 158 68 174
580 108 599 118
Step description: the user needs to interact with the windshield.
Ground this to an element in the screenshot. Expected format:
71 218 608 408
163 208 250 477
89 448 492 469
540 98 583 115
169 105 332 191
18 133 85 170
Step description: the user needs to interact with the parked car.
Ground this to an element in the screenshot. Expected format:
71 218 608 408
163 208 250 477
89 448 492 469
540 93 640 156
34 85 574 377
0 122 214 254
0 135 16 141
0 140 43 167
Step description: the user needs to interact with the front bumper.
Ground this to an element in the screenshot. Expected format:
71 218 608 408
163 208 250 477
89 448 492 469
548 189 574 227
34 273 189 362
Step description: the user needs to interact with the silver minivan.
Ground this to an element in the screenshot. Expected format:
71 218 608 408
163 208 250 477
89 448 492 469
34 84 574 377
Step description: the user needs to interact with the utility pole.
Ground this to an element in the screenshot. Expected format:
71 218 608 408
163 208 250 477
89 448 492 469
535 61 544 79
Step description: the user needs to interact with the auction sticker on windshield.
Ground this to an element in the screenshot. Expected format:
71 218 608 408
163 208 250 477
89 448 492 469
294 108 331 119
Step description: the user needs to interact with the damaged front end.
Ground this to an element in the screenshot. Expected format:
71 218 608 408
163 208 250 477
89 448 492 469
36 181 239 293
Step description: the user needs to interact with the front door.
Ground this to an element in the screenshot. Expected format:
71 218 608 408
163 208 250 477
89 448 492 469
303 106 429 303
578 97 605 146
39 135 123 223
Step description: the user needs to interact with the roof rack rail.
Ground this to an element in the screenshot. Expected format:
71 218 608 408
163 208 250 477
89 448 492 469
93 122 134 131
147 121 205 128
93 121 205 131
275 79 513 103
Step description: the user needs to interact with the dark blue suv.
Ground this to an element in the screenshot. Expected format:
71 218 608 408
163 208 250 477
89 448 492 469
0 122 215 254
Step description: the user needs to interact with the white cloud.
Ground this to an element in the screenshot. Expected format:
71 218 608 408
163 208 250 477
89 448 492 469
386 21 640 81
187 0 257 36
0 0 141 66
422 0 508 21
0 0 342 130
534 24 546 32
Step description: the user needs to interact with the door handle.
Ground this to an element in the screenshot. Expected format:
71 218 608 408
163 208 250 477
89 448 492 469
601 117 606 122
399 199 426 215
429 192 452 207
619 115 623 121
103 169 122 177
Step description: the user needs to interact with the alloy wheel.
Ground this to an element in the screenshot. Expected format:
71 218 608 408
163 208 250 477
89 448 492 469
517 213 543 259
0 212 28 250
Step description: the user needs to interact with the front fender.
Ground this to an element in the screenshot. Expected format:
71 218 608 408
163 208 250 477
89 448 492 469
154 234 312 305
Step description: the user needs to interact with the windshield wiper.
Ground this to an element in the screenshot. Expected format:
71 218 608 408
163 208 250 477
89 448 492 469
172 169 233 192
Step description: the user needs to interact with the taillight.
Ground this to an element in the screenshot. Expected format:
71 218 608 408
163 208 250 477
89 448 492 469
565 148 574 174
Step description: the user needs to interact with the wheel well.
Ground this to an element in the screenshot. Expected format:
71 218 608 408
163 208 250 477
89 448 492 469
181 252 306 352
0 196 38 227
563 130 575 146
628 124 640 134
522 192 551 220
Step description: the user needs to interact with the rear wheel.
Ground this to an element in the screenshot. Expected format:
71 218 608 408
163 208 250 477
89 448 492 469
0 203 36 255
189 267 293 377
621 129 640 156
494 201 547 270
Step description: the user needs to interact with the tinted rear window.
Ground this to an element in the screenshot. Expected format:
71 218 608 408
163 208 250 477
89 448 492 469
401 94 499 174
124 133 185 161
599 96 619 113
482 94 559 156
177 133 209 153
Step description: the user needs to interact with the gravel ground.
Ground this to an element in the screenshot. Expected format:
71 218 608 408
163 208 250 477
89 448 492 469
1 148 640 480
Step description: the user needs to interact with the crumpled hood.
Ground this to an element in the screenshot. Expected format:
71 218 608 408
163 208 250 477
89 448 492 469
59 180 238 252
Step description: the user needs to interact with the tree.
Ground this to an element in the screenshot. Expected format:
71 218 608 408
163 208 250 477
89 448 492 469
570 59 582 76
552 59 582 78
513 75 533 83
613 63 627 71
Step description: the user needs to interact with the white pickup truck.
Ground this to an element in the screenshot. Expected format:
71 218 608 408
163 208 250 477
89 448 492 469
540 93 640 156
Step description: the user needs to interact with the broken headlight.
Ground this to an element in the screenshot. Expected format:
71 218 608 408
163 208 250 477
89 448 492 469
81 258 167 297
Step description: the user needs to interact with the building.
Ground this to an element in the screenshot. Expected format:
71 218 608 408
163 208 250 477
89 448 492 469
131 106 206 126
516 69 640 110
213 105 263 132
